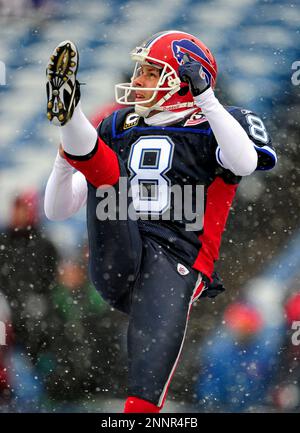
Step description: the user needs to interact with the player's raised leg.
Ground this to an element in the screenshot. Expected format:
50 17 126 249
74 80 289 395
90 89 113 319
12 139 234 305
46 39 119 186
46 41 142 313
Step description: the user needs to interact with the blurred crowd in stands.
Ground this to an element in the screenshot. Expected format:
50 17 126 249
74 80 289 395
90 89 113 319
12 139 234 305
0 183 128 412
0 0 58 18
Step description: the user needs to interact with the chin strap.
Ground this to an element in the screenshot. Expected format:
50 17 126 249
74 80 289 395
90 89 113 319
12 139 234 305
135 81 181 117
135 103 160 117
144 107 197 126
135 86 196 117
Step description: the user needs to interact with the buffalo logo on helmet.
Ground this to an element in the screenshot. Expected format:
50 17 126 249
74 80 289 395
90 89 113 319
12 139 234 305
171 38 215 87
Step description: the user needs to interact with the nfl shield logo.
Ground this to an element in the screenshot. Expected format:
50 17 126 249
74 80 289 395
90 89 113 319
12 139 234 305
177 263 190 276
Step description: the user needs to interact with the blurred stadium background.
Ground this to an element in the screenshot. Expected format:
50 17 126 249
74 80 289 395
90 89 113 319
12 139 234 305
0 0 300 413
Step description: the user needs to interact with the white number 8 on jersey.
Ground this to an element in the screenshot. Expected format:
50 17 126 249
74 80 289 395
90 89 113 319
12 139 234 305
128 136 174 214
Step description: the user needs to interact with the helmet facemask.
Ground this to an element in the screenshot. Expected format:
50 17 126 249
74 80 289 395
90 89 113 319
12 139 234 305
115 46 181 117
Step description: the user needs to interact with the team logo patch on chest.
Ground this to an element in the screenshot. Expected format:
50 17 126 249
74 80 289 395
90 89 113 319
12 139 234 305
123 113 140 130
184 111 207 127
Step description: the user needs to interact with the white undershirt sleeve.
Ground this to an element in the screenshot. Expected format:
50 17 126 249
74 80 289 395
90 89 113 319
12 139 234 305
44 151 87 221
194 88 258 176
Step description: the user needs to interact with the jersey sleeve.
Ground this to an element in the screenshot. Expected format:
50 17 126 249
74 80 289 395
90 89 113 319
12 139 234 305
224 107 277 171
96 112 115 148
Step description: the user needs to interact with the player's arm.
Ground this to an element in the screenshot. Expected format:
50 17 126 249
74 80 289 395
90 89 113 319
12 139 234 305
220 108 276 171
44 147 87 221
179 55 265 176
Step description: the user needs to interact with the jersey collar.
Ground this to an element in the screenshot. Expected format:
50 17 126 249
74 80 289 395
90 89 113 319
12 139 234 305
144 108 197 126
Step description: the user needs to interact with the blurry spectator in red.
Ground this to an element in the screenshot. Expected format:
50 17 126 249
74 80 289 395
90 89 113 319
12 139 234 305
89 101 123 129
0 189 58 366
195 301 280 412
224 302 263 337
285 293 300 326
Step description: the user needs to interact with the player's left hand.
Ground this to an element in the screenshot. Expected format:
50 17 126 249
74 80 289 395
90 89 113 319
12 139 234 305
199 271 226 299
178 54 210 96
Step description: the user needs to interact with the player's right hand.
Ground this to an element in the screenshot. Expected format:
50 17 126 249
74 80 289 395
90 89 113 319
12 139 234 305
178 54 210 97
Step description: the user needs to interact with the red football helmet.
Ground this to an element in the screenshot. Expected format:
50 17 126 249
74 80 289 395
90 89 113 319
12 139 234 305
115 30 217 116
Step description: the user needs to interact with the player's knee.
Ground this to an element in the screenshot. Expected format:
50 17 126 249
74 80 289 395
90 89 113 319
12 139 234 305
89 264 135 306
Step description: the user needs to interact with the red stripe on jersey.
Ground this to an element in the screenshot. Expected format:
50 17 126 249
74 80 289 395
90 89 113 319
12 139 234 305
192 177 238 280
64 137 120 187
192 280 205 302
157 275 203 410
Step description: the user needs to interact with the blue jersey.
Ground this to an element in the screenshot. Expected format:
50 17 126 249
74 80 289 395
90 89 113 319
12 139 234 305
97 107 276 280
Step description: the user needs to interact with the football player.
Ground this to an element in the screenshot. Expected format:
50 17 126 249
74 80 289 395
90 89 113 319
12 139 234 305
44 31 277 413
